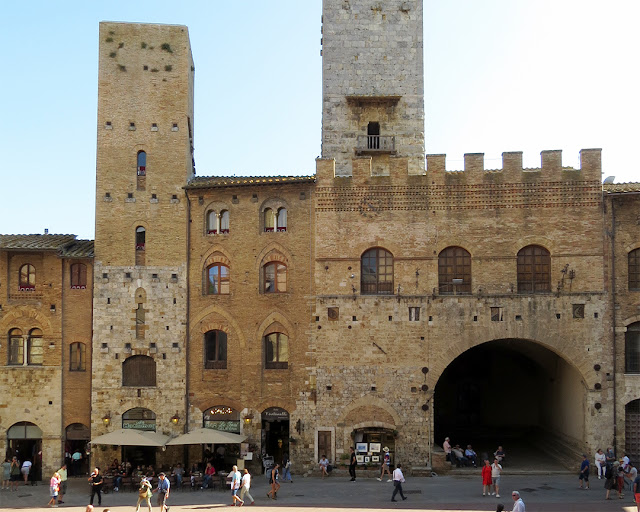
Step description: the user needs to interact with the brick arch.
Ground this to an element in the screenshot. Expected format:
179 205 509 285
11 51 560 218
190 306 247 350
436 243 473 257
201 248 232 269
622 315 640 330
191 399 245 419
337 396 401 426
0 308 52 333
259 197 289 213
255 242 293 271
430 336 591 392
624 242 640 253
510 237 554 257
255 312 296 341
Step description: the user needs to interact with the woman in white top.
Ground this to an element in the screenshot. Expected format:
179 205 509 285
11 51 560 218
594 449 607 479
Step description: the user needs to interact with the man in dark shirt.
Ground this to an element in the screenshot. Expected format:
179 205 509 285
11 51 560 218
349 447 357 482
579 455 590 490
88 467 103 506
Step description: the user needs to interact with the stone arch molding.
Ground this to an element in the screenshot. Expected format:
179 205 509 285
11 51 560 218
191 306 247 350
622 315 640 331
0 308 52 333
259 197 289 213
336 396 401 427
201 247 232 269
432 336 591 390
255 242 293 272
509 236 554 256
624 242 640 254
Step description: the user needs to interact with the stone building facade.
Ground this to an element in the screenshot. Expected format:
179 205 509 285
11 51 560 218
1 0 640 479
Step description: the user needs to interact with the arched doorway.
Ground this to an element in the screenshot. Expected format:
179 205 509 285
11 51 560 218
434 339 586 466
625 399 640 463
262 407 289 466
7 422 43 481
65 423 90 476
122 408 156 467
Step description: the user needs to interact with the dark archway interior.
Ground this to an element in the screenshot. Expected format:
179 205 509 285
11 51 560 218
434 339 585 465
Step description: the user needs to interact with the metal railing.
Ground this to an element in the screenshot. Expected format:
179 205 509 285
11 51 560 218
356 135 396 153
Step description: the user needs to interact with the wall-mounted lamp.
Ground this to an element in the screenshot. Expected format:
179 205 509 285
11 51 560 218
102 413 111 426
243 413 254 425
170 413 180 425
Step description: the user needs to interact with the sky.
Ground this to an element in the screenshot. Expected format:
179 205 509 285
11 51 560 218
0 1 638 240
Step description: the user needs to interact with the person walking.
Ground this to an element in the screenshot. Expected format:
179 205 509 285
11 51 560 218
88 467 103 506
230 465 244 506
239 468 255 506
491 458 503 497
604 462 617 500
482 459 492 496
633 468 640 512
348 447 357 482
266 463 280 500
154 472 170 512
57 464 67 503
579 454 590 489
47 471 61 507
135 476 153 512
391 463 407 502
511 490 525 511
378 447 392 481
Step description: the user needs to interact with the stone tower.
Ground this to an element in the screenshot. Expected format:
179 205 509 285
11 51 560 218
321 0 425 175
92 22 194 465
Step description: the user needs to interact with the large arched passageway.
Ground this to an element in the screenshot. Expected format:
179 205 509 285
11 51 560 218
434 339 586 467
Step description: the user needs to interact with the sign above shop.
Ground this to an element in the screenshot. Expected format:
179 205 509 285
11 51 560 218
262 407 289 420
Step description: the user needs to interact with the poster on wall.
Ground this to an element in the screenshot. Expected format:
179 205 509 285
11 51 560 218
369 443 381 453
355 442 368 452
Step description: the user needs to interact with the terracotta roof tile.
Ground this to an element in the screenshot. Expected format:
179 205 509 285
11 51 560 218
186 175 315 189
0 234 94 258
603 182 640 194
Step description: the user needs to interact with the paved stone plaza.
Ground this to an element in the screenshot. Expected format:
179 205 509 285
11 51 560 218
0 473 637 512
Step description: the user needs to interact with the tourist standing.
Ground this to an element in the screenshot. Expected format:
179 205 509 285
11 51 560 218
281 454 292 483
47 471 61 508
1 458 10 490
391 463 407 502
349 447 357 482
482 459 492 496
491 458 503 498
10 457 20 491
135 476 153 512
239 468 255 505
604 462 616 500
579 454 590 489
443 437 452 462
57 464 67 503
88 467 103 506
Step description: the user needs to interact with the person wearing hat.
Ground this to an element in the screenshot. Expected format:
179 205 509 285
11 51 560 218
154 472 170 512
135 476 153 512
378 447 392 482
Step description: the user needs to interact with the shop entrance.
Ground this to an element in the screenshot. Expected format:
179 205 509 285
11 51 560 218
261 407 289 468
122 408 157 467
7 422 43 481
65 423 90 476
352 427 396 468
434 339 585 468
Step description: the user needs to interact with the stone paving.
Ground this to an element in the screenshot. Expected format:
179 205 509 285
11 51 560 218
0 473 637 512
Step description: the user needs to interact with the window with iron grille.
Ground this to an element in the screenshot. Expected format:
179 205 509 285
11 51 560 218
204 330 227 369
438 247 471 294
265 332 288 369
625 322 640 373
361 248 393 295
517 245 551 293
70 263 87 289
70 342 86 371
122 355 156 386
629 249 640 291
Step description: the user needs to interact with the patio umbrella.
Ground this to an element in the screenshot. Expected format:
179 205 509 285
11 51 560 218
90 428 170 447
166 428 246 445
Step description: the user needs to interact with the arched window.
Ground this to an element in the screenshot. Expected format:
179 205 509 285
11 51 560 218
8 328 23 365
203 406 240 432
122 407 156 431
137 151 146 176
204 330 227 369
630 248 640 291
263 262 287 293
70 263 87 289
207 210 218 234
361 248 394 295
220 210 230 234
122 355 156 387
27 328 43 365
276 208 287 232
19 264 35 291
264 208 275 232
625 322 640 373
438 247 471 295
206 264 230 295
70 342 86 371
517 245 551 293
264 332 289 369
135 226 146 266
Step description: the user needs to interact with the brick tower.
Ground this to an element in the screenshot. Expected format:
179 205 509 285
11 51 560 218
321 0 425 175
92 22 194 467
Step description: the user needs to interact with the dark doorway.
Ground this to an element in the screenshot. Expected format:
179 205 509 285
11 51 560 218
261 407 289 469
626 400 640 464
65 423 90 476
367 122 380 149
123 445 156 468
7 422 43 481
434 339 585 467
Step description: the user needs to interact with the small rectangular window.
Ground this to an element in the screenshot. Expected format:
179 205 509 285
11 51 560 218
409 307 420 321
491 307 503 322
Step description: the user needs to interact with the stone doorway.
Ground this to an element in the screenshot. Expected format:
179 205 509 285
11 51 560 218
434 339 586 469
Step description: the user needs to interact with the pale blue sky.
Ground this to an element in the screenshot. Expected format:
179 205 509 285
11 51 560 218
1 1 637 240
